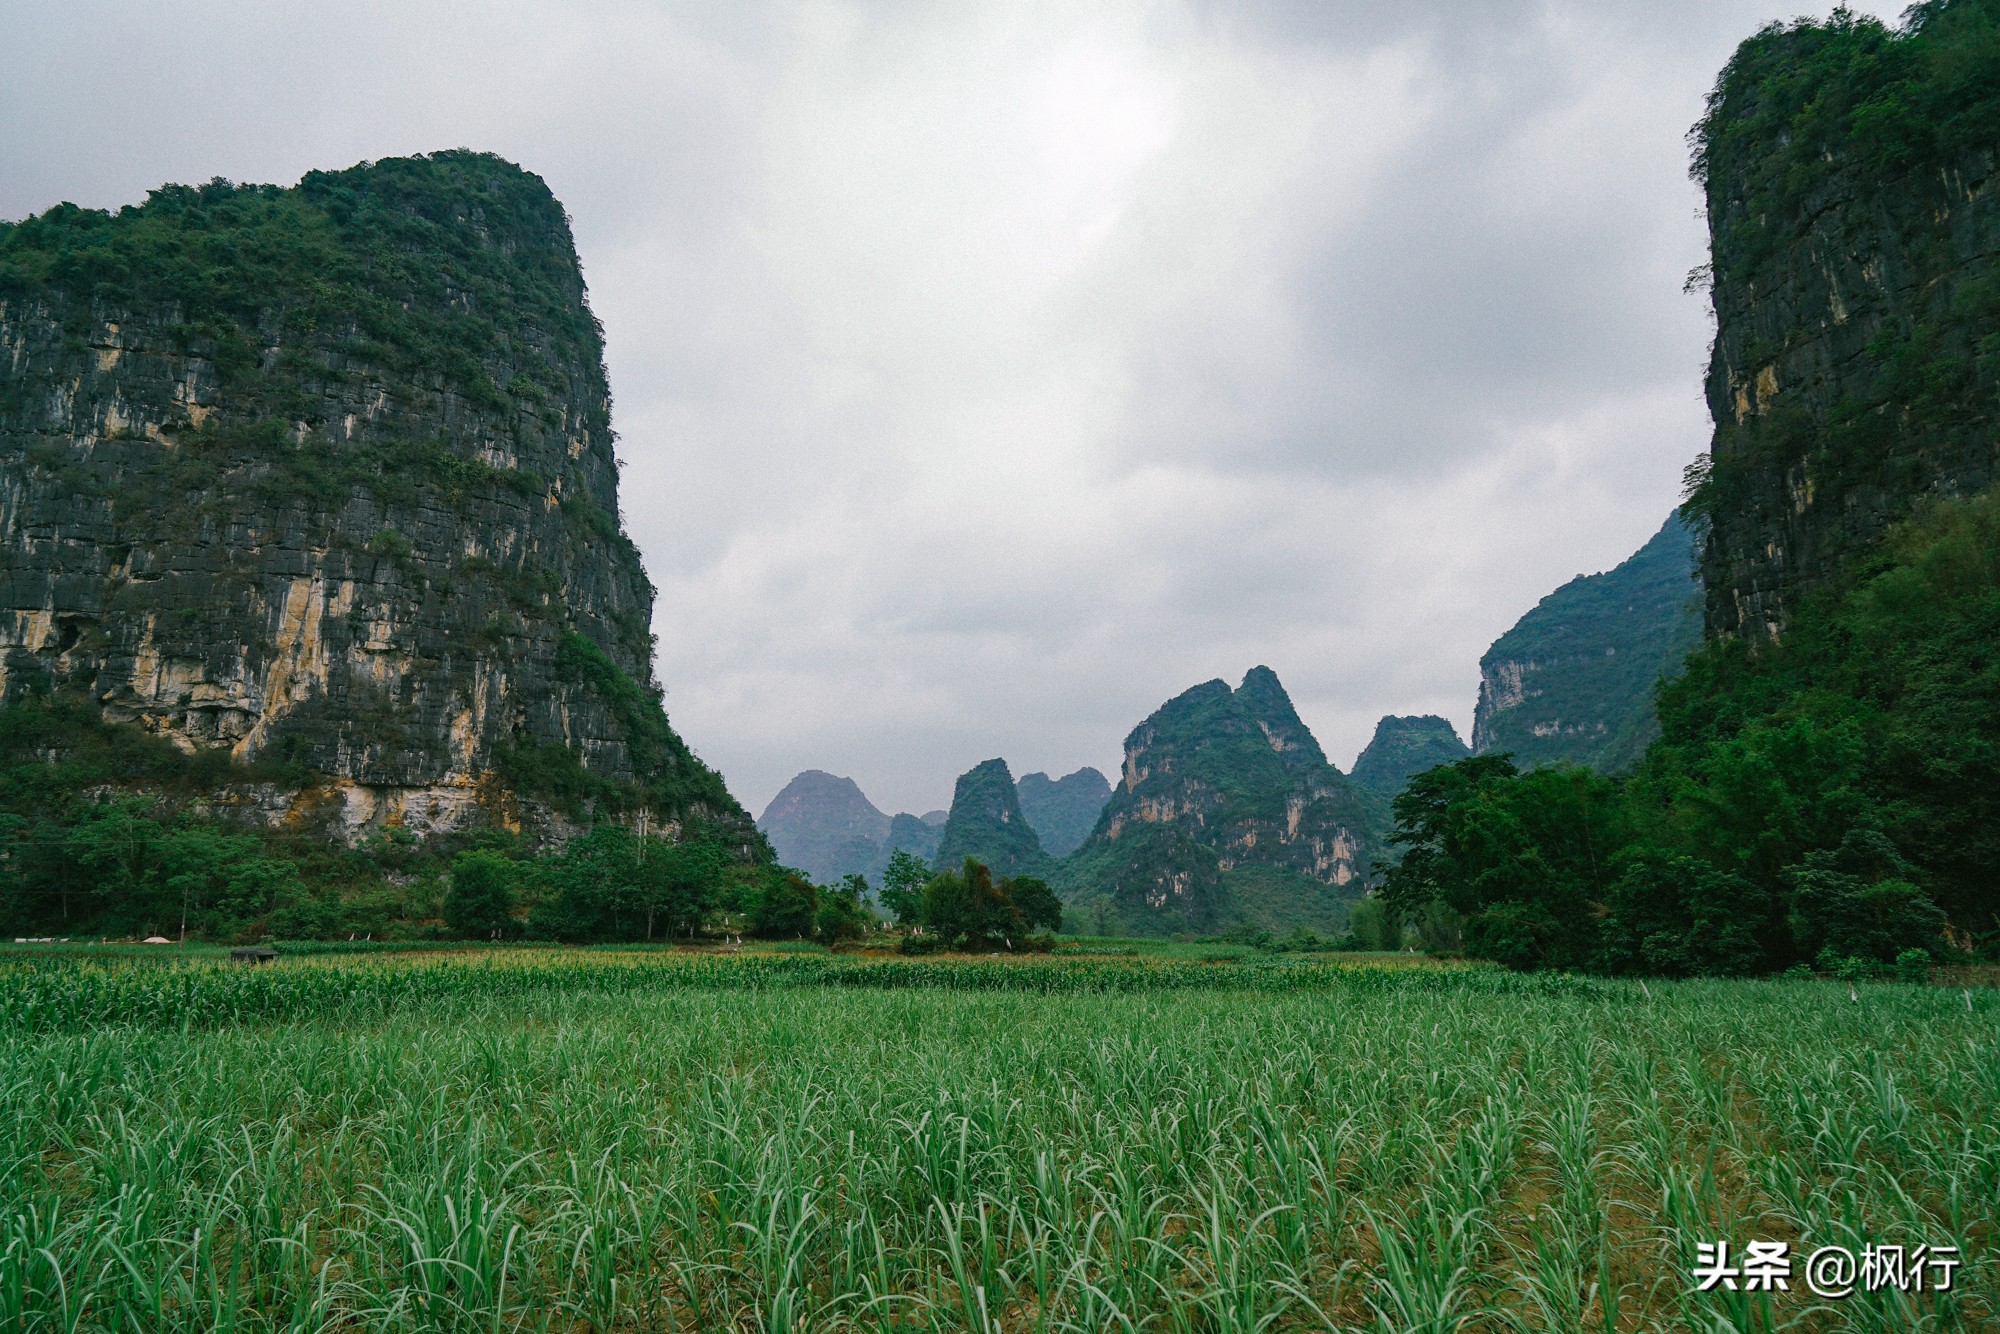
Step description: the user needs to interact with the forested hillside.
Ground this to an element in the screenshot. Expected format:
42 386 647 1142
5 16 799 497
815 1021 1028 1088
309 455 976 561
1382 1 2000 974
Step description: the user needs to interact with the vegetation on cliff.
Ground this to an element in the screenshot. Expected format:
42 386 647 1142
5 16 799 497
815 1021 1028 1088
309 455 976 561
932 758 1050 879
1 150 745 825
0 152 605 430
0 151 762 940
1686 0 2000 635
0 689 774 942
1384 489 1999 971
1058 668 1372 937
1349 714 1470 840
1471 514 1701 773
1385 2 2000 974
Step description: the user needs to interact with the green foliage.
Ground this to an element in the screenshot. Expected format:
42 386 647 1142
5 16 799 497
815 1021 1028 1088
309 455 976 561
497 631 740 822
815 873 873 943
915 858 1053 950
1595 853 1776 978
1383 490 1996 974
748 869 819 940
1007 876 1063 933
1059 668 1373 936
1649 491 2000 935
1785 830 1948 964
1381 757 1629 971
878 848 929 926
1693 2 2000 215
1345 896 1403 952
1350 716 1470 796
0 152 603 418
931 759 1049 878
443 850 517 939
531 825 723 944
0 950 1990 1328
0 687 747 943
1686 2 2000 530
1474 514 1702 773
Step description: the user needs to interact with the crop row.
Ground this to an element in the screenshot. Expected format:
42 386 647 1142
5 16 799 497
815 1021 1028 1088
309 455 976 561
1 979 1992 1331
0 951 1604 1035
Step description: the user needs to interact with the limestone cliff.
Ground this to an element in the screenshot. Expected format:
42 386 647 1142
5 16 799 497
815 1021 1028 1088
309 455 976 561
1690 1 2000 640
1058 667 1372 936
1472 513 1701 772
0 152 753 845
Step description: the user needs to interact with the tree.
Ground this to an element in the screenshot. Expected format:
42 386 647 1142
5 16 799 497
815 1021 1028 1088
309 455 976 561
1346 896 1399 951
445 850 518 939
750 869 819 939
1006 875 1062 933
1380 756 1629 970
531 825 643 942
815 873 872 942
918 859 1041 950
879 849 929 926
1786 830 1947 965
1595 852 1775 976
642 834 725 939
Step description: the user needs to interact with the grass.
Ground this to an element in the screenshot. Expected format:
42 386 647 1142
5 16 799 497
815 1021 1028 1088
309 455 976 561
0 950 1992 1331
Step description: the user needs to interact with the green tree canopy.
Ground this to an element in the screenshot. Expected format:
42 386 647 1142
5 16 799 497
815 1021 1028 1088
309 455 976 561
445 850 517 939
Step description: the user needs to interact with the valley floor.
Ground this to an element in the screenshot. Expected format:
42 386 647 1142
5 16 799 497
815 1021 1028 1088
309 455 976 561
0 948 1993 1331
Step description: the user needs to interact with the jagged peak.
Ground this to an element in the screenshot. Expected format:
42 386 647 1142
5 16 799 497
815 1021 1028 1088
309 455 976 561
1233 665 1327 766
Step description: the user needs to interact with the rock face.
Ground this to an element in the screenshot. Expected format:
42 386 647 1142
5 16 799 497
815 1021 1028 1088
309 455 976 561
1059 666 1372 936
933 758 1050 878
1691 4 2000 641
1014 767 1111 858
757 770 890 884
0 152 752 845
1471 513 1702 772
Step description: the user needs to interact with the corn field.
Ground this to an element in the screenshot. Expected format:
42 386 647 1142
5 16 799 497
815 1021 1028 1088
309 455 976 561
0 952 1992 1331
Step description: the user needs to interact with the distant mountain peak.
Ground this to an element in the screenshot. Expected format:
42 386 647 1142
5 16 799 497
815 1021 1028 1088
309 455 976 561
1015 766 1112 858
1061 666 1371 936
934 758 1049 877
1350 716 1470 794
757 771 889 883
1472 512 1701 771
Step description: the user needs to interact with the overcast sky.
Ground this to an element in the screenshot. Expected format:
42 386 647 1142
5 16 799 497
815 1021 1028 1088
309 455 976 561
2 1 1901 817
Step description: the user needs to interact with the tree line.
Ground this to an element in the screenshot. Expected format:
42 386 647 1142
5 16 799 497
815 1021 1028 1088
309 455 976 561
1375 491 1999 977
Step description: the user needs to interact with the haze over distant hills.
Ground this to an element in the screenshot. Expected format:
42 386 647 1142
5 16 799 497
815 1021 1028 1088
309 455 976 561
758 764 1098 885
759 507 1706 930
755 771 892 885
1015 768 1111 858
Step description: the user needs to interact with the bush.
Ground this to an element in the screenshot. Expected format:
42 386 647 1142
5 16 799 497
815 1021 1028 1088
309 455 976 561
1894 947 1932 984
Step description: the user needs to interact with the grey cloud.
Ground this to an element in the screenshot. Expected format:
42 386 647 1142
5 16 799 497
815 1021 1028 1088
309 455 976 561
0 0 1905 815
